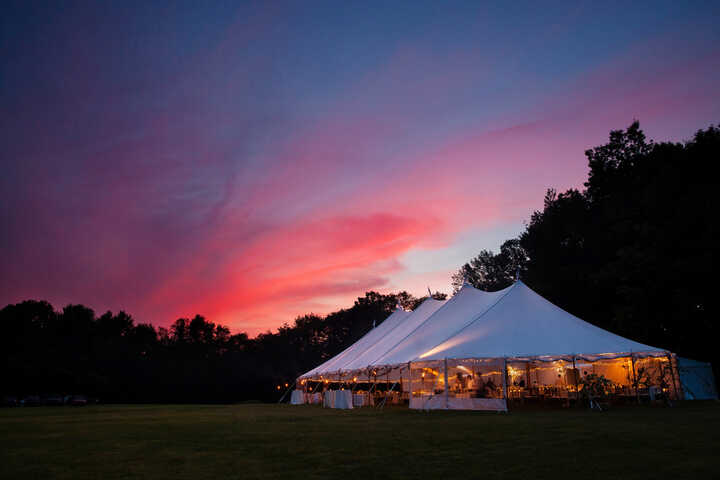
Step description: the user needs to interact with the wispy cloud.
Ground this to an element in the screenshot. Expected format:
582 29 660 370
2 1 719 335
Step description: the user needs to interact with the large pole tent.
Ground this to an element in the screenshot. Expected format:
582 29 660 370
293 280 716 410
292 307 410 406
297 298 446 408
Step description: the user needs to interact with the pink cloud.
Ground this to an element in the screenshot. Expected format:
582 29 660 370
3 8 718 338
111 44 720 335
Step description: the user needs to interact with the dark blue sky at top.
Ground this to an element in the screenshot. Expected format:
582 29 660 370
4 1 717 120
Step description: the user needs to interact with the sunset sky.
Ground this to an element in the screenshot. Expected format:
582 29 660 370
2 1 719 335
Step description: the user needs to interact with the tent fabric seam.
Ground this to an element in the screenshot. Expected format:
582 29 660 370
299 308 408 378
415 282 517 361
365 297 454 367
362 298 446 367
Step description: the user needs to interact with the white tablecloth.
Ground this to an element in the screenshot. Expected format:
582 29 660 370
333 390 353 409
290 390 305 405
409 395 507 411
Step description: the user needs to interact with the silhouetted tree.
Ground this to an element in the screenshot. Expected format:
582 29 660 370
451 239 528 292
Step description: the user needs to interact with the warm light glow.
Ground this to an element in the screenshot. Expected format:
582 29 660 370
507 366 525 379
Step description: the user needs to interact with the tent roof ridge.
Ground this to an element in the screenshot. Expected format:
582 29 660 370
328 308 412 371
416 282 518 360
298 308 409 378
366 292 456 366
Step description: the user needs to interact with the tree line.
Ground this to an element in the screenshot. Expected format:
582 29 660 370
1 291 445 402
1 121 717 402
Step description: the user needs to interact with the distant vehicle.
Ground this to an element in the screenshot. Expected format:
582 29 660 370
44 395 65 406
69 395 88 406
2 396 18 407
22 395 42 406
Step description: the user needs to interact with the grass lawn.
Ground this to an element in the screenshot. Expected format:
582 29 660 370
1 402 719 479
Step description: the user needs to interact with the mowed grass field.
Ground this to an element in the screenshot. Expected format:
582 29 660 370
1 402 719 480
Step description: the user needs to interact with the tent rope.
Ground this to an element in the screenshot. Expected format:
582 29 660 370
277 381 296 404
376 366 403 409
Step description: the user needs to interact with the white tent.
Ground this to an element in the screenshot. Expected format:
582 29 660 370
298 281 695 410
416 281 663 361
341 298 446 372
301 307 410 379
373 285 509 367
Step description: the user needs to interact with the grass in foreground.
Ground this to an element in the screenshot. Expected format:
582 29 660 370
1 402 718 479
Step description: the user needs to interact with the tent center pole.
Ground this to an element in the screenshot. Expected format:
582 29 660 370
667 352 680 402
630 354 640 404
572 356 579 405
444 358 449 410
407 361 412 407
502 357 509 412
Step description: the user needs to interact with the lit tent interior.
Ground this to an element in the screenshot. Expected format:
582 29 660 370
291 280 716 410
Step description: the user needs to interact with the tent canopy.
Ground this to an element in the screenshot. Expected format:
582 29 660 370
301 281 666 379
301 307 409 378
341 298 446 371
373 285 508 367
417 281 663 361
